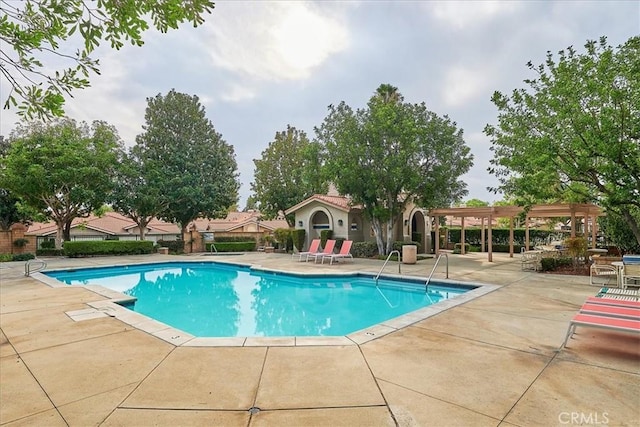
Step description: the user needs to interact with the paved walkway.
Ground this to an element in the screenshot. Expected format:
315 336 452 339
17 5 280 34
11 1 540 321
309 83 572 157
1 252 638 426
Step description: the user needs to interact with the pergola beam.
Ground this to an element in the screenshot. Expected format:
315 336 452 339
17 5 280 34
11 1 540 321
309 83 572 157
429 203 604 262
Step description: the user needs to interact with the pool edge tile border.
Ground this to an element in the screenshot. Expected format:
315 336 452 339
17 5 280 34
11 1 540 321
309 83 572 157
32 261 499 347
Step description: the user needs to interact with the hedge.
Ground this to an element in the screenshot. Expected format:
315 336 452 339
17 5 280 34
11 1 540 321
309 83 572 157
320 230 333 248
206 241 256 252
446 228 566 247
36 249 65 257
213 236 256 243
64 241 154 257
0 253 36 262
352 241 378 258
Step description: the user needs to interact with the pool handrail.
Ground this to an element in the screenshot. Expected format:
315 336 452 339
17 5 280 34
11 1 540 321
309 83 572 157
25 258 47 276
375 250 401 286
425 253 448 291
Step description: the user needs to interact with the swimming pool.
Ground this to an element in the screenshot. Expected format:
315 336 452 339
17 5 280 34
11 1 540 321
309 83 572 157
46 262 473 338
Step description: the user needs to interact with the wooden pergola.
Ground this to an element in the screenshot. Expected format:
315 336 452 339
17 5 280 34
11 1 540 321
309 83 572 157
430 203 604 262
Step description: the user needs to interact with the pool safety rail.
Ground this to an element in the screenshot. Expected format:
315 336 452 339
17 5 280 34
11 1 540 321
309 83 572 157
375 250 401 286
426 253 449 291
25 259 47 276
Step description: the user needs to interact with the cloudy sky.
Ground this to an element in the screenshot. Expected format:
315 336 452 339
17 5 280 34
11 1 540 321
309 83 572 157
1 1 638 208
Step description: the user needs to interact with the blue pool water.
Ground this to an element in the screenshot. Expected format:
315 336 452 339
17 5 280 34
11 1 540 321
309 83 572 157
46 262 470 337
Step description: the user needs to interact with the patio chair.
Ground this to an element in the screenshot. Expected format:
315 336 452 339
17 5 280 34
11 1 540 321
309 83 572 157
306 239 336 263
589 263 619 287
621 259 640 289
321 240 354 265
293 239 321 262
521 249 541 271
561 313 640 348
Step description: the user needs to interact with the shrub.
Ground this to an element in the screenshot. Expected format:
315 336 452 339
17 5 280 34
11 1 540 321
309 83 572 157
351 241 378 258
540 256 573 272
206 242 256 252
392 241 422 252
13 238 29 248
12 253 35 261
157 240 185 254
64 240 154 257
40 239 55 249
291 229 306 251
0 254 12 262
320 230 333 248
334 237 345 251
453 243 470 254
273 228 293 252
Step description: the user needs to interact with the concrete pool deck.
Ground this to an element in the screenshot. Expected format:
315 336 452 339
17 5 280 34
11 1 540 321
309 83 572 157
1 252 638 426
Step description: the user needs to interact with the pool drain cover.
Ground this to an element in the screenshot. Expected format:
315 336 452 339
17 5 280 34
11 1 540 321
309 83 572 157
248 407 261 414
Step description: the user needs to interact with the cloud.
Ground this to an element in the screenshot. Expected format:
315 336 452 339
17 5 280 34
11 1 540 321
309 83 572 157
427 1 520 29
441 65 493 108
202 2 350 83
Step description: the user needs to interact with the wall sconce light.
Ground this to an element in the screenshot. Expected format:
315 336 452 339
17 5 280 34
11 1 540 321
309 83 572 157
298 220 303 227
338 219 343 226
404 219 409 226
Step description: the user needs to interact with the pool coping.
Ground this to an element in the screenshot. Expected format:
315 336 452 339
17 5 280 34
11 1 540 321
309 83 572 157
32 259 499 347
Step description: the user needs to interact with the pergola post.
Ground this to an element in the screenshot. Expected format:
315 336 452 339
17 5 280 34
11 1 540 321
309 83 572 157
525 216 530 251
509 217 514 258
591 214 597 248
434 216 440 255
570 207 576 238
488 215 493 262
460 217 466 255
481 217 485 252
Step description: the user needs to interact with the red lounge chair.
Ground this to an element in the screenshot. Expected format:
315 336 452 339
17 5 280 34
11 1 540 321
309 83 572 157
307 239 336 263
322 240 354 265
293 239 321 262
561 313 640 348
579 303 640 320
585 297 640 309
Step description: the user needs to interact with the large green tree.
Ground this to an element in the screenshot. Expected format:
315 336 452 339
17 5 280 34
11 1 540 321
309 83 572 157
485 36 640 246
251 125 327 225
111 146 166 240
135 89 239 235
0 0 214 120
316 84 473 255
1 118 123 248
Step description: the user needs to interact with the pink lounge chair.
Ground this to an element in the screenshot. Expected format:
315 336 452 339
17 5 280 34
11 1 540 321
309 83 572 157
561 313 640 348
585 297 640 309
322 240 353 265
307 239 336 263
293 239 321 262
579 303 640 320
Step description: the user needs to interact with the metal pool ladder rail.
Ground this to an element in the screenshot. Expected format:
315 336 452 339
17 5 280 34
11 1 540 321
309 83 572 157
25 259 47 276
375 250 401 286
425 253 448 291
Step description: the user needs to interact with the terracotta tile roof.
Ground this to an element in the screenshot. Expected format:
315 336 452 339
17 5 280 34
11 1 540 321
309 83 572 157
285 194 362 215
27 211 286 237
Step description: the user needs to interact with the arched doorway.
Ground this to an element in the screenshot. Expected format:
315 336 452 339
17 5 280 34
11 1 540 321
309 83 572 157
410 210 426 253
310 210 331 241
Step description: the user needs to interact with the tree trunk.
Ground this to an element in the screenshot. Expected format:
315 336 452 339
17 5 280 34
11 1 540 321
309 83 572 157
371 218 385 255
385 217 395 255
55 221 64 250
63 219 72 241
621 208 640 246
